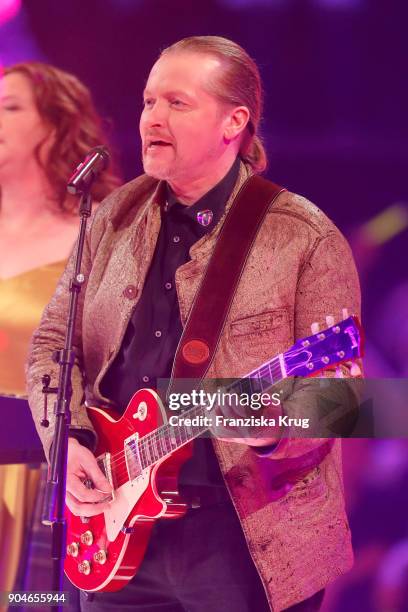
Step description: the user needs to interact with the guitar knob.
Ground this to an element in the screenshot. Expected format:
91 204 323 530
80 530 94 546
66 542 79 557
93 550 108 565
78 560 91 575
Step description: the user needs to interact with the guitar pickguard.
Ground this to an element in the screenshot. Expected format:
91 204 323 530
104 468 158 541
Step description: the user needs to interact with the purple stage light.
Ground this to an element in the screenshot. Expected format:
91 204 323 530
0 0 21 26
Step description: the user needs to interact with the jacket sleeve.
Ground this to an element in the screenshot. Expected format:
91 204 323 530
26 218 99 462
26 176 159 462
255 227 363 460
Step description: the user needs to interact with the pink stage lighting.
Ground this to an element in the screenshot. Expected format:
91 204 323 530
0 0 21 26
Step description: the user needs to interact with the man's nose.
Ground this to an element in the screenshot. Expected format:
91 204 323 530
145 100 168 127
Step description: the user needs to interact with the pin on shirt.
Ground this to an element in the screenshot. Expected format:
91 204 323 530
197 209 213 227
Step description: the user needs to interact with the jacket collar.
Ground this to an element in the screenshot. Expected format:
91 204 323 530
107 161 254 259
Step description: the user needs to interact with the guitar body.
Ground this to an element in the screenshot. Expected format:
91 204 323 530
64 389 192 592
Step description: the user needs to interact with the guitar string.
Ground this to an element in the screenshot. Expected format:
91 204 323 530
94 325 356 481
98 429 206 484
95 362 286 481
91 335 352 483
92 351 329 483
103 350 350 483
98 355 340 484
97 357 284 473
97 406 216 481
97 379 350 484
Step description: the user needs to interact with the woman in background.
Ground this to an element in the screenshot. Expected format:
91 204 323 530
0 61 121 599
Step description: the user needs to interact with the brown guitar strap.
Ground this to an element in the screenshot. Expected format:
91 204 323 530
167 173 286 398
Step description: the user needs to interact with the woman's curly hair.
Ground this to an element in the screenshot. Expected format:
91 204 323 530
4 61 122 212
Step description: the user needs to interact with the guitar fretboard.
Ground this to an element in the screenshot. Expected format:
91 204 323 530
128 353 285 475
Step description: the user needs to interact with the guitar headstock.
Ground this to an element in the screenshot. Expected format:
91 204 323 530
283 315 364 377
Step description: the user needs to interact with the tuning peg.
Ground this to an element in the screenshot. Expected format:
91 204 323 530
325 315 335 328
311 322 320 334
350 361 362 377
342 308 349 320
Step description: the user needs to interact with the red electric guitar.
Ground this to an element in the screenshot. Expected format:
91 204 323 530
64 315 363 592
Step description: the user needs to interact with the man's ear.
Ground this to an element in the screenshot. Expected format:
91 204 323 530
223 106 250 142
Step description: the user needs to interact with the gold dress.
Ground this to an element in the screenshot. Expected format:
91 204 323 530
0 261 66 601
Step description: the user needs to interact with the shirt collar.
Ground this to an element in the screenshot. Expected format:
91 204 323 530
165 156 240 237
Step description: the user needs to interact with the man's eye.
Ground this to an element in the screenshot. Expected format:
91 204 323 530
170 100 184 107
143 99 154 108
3 105 20 111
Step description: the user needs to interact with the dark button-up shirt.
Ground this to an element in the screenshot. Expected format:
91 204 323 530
101 157 240 487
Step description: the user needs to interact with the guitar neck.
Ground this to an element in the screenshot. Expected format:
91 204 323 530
107 316 362 485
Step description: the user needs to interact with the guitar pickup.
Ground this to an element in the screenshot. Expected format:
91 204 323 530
124 434 142 481
97 452 115 501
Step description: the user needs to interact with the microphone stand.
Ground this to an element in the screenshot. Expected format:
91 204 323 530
41 188 93 612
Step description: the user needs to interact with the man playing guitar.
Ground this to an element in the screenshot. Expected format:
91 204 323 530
27 36 362 612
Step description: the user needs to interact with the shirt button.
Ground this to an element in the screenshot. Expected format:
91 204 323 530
142 376 149 383
173 235 180 243
165 282 172 290
123 285 137 299
155 330 162 338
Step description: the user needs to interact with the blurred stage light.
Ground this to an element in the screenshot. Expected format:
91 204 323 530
0 0 21 26
220 0 286 8
221 0 362 7
361 204 408 246
313 0 363 7
106 0 143 12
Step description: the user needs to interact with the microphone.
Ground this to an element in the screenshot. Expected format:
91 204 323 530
67 145 110 195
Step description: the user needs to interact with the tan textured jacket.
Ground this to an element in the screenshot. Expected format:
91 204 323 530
27 162 361 611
